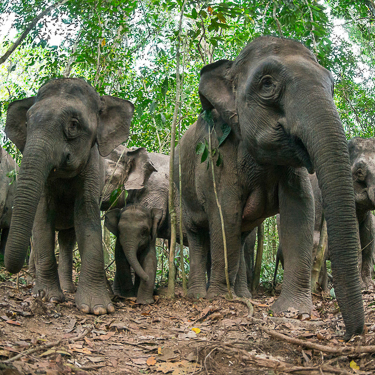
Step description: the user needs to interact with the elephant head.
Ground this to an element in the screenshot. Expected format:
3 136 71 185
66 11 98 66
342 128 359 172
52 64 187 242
348 137 375 213
101 145 157 211
4 78 134 274
198 36 363 338
105 205 162 282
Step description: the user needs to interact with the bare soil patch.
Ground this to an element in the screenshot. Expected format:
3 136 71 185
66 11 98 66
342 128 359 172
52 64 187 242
1 269 375 374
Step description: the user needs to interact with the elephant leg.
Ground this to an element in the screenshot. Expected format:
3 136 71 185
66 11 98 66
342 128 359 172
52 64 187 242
58 228 76 293
272 168 314 314
187 228 209 299
28 243 36 276
243 230 256 291
206 211 242 299
136 241 157 304
234 242 252 298
359 213 375 290
113 239 135 297
74 156 114 315
32 196 64 303
0 228 9 255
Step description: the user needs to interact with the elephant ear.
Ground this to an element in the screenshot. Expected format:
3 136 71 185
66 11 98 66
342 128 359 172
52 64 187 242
199 59 240 137
97 96 134 157
124 148 157 191
104 209 121 236
5 97 35 153
151 208 163 240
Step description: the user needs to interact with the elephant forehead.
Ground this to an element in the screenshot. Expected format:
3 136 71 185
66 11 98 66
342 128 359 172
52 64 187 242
120 206 151 222
37 78 101 111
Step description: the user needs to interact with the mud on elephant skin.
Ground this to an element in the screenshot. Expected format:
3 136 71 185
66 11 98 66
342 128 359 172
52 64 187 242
55 145 157 293
105 205 163 304
0 148 18 255
5 77 134 315
175 36 363 339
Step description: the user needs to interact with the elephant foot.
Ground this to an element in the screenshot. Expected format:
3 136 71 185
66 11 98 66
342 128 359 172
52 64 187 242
187 286 207 299
360 276 375 291
33 280 65 304
136 295 155 305
113 285 136 298
234 286 252 299
206 284 235 299
75 284 115 315
271 293 312 315
59 278 76 293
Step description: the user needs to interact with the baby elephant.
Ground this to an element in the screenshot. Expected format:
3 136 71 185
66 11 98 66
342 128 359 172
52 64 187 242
105 205 162 304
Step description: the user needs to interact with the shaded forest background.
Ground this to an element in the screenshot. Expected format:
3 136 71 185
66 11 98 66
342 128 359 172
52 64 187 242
0 0 374 287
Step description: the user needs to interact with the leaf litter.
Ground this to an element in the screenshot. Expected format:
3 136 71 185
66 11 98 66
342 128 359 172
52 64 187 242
1 270 375 374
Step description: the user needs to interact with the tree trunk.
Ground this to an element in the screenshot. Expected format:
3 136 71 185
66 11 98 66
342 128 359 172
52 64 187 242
311 218 328 293
252 224 264 293
167 0 187 298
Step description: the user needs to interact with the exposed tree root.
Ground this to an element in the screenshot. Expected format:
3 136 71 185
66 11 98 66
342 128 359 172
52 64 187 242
224 296 254 317
262 327 375 355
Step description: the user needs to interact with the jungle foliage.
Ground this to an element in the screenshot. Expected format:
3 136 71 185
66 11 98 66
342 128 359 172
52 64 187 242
0 0 374 285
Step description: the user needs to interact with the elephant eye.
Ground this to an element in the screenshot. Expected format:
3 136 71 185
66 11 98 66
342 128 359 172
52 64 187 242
67 119 80 138
141 227 149 237
355 168 366 181
261 75 274 89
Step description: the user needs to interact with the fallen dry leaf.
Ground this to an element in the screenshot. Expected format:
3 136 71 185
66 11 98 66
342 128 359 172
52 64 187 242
191 327 200 334
6 320 21 326
147 356 157 366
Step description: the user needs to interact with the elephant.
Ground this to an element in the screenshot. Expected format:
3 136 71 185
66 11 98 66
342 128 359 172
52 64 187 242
105 152 187 303
4 77 134 315
175 36 363 339
0 148 18 255
56 145 157 294
274 137 375 290
105 204 163 304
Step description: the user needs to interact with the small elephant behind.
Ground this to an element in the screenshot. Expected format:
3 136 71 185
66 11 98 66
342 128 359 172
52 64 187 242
0 148 18 255
105 205 162 304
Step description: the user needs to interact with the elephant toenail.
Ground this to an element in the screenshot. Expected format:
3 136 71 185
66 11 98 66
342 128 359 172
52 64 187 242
108 304 115 313
93 305 106 315
80 304 90 314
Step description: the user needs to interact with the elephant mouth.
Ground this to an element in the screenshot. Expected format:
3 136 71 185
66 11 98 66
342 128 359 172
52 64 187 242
275 122 314 173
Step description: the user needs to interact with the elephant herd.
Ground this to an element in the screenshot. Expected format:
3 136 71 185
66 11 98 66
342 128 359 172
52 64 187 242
0 36 369 340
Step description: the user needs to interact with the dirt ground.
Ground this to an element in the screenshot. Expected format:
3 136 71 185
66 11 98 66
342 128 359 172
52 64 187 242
1 269 375 374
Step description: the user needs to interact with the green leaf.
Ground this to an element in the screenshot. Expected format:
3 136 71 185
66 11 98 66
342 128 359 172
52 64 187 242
196 142 205 155
218 123 231 147
192 8 197 19
110 188 122 204
161 77 168 96
216 152 223 166
150 100 157 115
201 144 209 163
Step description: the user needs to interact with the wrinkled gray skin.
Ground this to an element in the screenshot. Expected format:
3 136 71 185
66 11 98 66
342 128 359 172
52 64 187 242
105 205 162 304
274 137 375 291
105 152 187 304
0 148 18 254
175 36 363 339
56 145 156 294
5 78 134 315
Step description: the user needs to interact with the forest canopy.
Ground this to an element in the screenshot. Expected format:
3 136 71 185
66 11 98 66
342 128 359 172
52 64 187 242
0 0 374 156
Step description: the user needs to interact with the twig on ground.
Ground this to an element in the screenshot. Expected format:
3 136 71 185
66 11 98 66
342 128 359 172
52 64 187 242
262 327 375 355
3 327 93 363
224 296 254 317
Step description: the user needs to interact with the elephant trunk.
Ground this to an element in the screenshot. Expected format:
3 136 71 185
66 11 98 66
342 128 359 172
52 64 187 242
4 141 53 273
123 243 150 282
300 96 364 339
